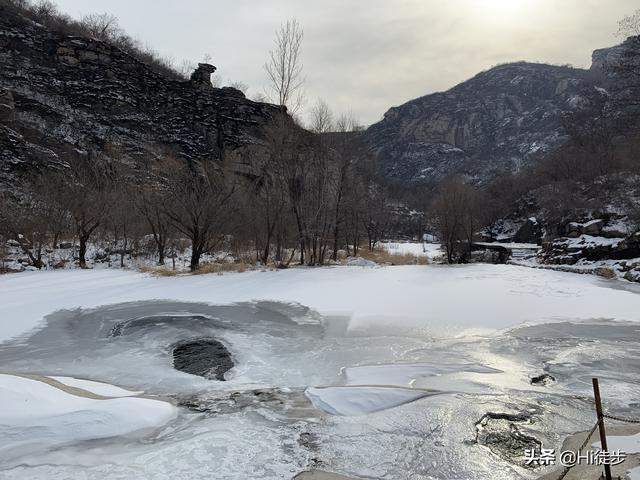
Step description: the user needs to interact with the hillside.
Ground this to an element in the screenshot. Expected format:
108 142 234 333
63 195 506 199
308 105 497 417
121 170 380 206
0 3 281 190
364 39 639 186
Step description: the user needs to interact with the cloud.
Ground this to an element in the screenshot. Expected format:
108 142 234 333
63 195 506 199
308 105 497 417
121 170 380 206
53 0 638 125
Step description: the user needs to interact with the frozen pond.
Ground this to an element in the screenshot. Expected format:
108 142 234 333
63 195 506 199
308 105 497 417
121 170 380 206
1 266 640 479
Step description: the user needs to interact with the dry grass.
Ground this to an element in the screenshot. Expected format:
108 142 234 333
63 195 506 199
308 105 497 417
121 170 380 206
354 247 429 266
138 265 181 276
594 266 617 279
139 258 259 276
192 261 251 275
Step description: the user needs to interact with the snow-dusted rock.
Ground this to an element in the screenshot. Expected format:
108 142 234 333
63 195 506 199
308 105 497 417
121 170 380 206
345 257 378 268
582 219 605 235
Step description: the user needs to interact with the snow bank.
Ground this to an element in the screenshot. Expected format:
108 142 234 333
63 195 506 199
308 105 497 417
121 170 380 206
556 234 623 250
0 374 176 460
305 385 438 415
381 241 443 260
51 376 143 397
2 265 640 343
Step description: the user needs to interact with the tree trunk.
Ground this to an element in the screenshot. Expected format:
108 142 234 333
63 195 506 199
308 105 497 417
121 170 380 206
157 244 165 266
78 235 88 269
190 248 202 272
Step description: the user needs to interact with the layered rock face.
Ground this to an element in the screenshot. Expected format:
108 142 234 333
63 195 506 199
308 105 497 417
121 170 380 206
592 35 640 131
364 37 640 186
0 6 280 188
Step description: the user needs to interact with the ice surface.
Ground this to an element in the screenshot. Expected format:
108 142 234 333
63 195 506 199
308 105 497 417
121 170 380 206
593 433 640 453
630 466 640 480
306 386 439 415
1 265 640 479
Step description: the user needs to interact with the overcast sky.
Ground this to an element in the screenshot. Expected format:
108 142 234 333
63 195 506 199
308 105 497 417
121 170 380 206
52 0 638 125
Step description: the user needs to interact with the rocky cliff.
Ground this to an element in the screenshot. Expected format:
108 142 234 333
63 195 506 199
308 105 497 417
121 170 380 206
364 38 640 186
0 5 281 189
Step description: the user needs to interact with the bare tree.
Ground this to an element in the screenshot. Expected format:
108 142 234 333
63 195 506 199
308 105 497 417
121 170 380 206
309 99 334 134
329 113 365 259
176 59 196 79
31 0 57 21
264 18 305 113
161 158 236 271
105 169 141 268
80 12 122 41
229 81 249 94
53 156 113 269
136 185 173 265
618 9 640 38
0 194 48 269
430 176 482 263
251 92 269 103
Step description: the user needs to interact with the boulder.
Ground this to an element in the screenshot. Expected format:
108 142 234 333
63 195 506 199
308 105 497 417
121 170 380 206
346 257 378 268
624 269 640 283
531 373 556 385
582 219 604 235
513 218 543 244
565 222 582 238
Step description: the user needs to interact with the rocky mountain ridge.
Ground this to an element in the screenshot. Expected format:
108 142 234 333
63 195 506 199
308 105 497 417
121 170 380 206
0 5 281 189
364 37 639 186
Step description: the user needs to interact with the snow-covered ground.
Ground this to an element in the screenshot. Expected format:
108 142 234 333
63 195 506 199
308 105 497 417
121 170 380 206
2 265 639 342
380 241 444 260
1 265 640 479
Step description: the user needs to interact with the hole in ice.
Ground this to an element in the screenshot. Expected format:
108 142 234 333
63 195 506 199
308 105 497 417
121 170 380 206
172 338 233 380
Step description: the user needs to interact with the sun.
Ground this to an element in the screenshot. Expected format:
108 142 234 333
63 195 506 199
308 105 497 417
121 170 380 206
472 0 531 21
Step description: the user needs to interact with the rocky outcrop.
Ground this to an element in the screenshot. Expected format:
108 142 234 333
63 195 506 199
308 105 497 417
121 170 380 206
364 36 640 186
513 218 543 244
593 35 640 131
0 6 280 189
364 62 596 185
189 63 217 88
541 231 640 264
